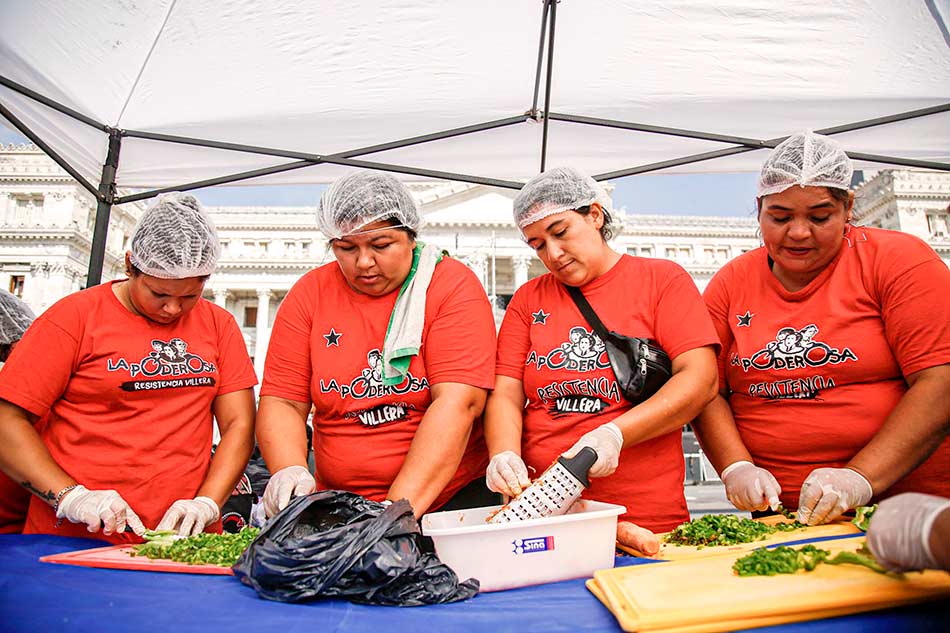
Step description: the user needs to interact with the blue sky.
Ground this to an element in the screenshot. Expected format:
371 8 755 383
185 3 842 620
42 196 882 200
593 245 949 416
2 122 758 217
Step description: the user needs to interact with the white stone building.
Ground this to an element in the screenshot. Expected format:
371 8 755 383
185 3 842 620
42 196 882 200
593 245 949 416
852 169 950 266
0 144 142 310
2 144 948 369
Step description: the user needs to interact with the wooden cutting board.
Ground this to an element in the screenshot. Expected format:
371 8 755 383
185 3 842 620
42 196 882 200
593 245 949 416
592 535 950 633
40 544 234 575
617 514 861 561
587 577 878 633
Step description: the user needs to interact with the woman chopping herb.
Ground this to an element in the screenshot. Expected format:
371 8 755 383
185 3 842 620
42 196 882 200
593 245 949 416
484 166 720 533
695 131 950 525
0 194 257 543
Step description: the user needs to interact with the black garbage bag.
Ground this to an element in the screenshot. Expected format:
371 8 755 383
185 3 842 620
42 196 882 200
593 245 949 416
232 490 479 606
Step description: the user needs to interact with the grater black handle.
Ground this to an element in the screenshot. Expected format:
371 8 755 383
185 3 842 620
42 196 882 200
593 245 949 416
556 446 598 489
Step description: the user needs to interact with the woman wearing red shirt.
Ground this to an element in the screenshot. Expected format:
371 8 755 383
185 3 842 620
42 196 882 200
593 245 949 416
485 166 720 535
696 132 950 525
256 171 497 519
0 193 257 542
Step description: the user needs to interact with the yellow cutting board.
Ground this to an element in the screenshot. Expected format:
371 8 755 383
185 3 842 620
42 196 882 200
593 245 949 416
593 535 950 633
587 577 885 633
617 514 860 561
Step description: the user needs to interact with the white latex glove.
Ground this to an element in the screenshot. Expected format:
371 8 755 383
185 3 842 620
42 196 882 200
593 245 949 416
721 461 782 512
262 465 316 518
486 451 531 497
56 485 146 536
249 501 268 528
562 422 623 478
867 493 950 572
797 467 872 526
156 496 220 537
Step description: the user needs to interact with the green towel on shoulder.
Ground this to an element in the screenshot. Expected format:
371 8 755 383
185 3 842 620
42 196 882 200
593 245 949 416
382 242 443 386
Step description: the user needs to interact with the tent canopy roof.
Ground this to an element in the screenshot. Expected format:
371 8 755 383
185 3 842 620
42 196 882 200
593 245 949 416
1 0 948 196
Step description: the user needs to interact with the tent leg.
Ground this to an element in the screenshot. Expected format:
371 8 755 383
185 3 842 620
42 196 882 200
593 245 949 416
86 129 122 287
539 0 557 172
530 0 551 114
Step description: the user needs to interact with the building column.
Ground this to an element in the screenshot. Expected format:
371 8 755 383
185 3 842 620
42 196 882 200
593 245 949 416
513 254 532 291
254 288 272 379
213 288 229 309
466 252 488 291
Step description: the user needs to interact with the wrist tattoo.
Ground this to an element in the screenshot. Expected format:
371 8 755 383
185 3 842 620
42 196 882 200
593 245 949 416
21 481 56 503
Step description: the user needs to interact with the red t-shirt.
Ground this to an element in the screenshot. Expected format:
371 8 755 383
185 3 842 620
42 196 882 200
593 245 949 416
704 226 950 509
260 256 495 511
0 282 257 543
496 255 720 532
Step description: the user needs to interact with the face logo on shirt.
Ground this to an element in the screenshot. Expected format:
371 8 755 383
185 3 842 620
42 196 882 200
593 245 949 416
107 337 217 392
737 324 857 373
526 326 611 372
319 348 428 400
151 338 189 364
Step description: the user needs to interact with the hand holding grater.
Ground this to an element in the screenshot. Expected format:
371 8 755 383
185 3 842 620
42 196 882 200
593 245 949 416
487 447 598 523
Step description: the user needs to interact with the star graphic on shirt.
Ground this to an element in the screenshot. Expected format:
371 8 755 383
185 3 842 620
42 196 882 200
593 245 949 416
532 309 550 325
736 311 754 327
323 328 342 347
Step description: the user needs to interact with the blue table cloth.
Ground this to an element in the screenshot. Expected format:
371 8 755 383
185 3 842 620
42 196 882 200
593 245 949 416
1 535 947 632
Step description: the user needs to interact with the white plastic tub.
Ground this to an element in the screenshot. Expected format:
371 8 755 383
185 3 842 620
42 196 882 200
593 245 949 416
421 499 625 592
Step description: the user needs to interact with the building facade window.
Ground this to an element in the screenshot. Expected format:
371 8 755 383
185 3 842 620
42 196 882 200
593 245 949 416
244 306 258 327
14 195 42 222
8 275 24 298
927 213 949 237
627 245 655 257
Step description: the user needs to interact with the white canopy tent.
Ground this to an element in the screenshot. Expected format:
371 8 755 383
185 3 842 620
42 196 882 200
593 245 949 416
1 0 949 283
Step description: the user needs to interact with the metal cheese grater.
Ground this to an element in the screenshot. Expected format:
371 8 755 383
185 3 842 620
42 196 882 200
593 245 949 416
487 447 598 523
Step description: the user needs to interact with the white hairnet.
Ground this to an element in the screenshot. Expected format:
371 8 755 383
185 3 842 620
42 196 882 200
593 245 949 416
0 290 35 345
318 170 422 240
513 166 611 231
128 192 220 279
757 131 853 198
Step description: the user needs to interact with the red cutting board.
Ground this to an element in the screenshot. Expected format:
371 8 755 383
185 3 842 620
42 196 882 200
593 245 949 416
40 544 234 575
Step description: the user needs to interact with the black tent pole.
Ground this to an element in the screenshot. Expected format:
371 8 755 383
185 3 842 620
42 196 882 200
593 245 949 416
530 0 551 115
0 75 108 131
86 129 122 287
552 103 950 151
0 100 100 199
539 0 557 172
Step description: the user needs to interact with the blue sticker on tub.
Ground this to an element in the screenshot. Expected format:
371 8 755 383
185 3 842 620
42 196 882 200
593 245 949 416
512 536 555 554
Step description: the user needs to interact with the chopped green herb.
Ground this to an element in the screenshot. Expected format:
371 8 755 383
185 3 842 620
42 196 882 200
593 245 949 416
775 504 796 520
733 545 829 576
826 548 889 574
852 504 877 532
132 528 259 567
733 543 892 577
664 514 805 548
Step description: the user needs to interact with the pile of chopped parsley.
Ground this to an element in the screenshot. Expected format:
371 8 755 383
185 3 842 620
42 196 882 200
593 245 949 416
665 514 805 548
733 543 888 577
132 528 259 567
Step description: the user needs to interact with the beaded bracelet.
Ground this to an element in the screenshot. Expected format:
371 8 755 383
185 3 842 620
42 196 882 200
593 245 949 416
53 483 81 513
